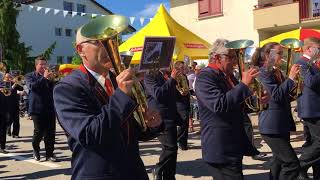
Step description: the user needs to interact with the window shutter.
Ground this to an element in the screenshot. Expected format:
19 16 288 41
198 0 210 16
210 0 222 15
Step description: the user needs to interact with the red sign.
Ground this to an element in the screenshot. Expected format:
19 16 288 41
129 47 143 52
184 43 206 49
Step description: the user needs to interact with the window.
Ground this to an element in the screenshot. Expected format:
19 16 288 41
65 29 72 37
77 4 86 15
67 56 73 63
57 56 64 64
55 27 62 36
198 0 222 18
63 1 73 14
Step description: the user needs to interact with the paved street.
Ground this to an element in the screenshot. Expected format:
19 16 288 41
0 114 309 179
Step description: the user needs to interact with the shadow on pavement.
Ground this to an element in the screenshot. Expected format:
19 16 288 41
0 168 71 179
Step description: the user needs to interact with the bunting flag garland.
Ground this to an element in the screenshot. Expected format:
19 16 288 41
139 17 145 26
16 3 154 26
129 17 135 25
54 9 60 15
36 6 42 11
45 7 51 14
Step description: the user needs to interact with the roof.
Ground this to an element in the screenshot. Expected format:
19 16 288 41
13 0 136 33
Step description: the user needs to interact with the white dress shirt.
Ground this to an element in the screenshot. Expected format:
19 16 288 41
83 64 114 92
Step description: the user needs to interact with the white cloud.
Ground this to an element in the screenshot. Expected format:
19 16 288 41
136 2 170 17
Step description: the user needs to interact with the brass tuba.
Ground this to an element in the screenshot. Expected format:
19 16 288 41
81 15 149 131
280 38 303 99
225 40 266 112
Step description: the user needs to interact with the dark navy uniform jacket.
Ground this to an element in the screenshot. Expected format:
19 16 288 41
195 66 252 164
258 67 296 135
53 66 149 180
25 72 55 115
296 56 320 119
144 71 182 128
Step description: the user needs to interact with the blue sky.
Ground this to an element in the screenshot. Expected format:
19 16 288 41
95 0 170 29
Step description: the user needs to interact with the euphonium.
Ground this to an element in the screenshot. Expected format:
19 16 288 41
225 40 266 112
81 15 148 131
173 61 189 96
280 38 303 99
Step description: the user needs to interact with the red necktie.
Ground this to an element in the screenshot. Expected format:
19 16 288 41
104 78 114 96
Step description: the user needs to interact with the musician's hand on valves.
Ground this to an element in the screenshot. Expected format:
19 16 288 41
43 69 52 80
116 68 134 96
242 68 260 86
144 109 162 128
288 64 300 81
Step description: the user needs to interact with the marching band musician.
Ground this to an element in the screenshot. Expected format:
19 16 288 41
195 39 260 179
175 61 191 151
295 37 320 179
53 23 161 179
5 73 23 138
252 42 302 180
144 63 183 180
25 56 57 162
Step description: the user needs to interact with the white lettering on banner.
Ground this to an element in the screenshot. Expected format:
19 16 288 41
130 47 143 52
184 43 206 49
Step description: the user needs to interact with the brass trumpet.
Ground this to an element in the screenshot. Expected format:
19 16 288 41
225 40 266 112
81 15 149 131
280 38 302 99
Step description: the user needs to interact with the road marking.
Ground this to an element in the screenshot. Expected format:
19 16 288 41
0 152 61 168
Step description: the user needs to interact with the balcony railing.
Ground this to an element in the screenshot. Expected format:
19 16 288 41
254 0 320 21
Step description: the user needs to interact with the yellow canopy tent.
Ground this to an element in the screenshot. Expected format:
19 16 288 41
119 4 211 64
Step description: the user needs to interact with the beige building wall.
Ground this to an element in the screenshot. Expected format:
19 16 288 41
170 0 260 46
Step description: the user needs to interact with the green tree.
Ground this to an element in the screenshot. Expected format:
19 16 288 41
41 41 56 61
0 0 31 73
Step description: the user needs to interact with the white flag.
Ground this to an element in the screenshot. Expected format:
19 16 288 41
129 17 135 25
72 11 77 17
91 14 97 18
81 12 86 16
36 6 42 11
28 5 34 11
54 9 60 15
63 10 68 17
139 17 145 26
150 18 153 22
45 8 51 14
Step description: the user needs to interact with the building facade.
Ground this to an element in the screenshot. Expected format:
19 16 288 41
15 0 134 64
170 0 320 46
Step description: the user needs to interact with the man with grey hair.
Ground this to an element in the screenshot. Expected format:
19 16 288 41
195 38 259 179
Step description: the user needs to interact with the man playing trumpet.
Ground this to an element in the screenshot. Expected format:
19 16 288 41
25 56 57 162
